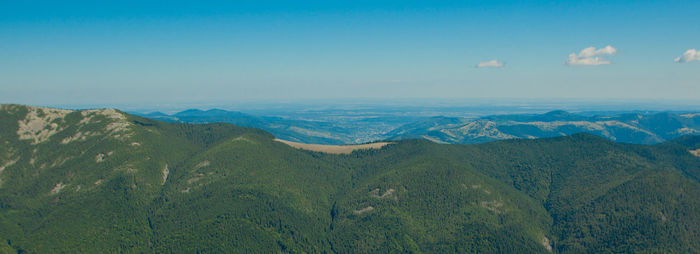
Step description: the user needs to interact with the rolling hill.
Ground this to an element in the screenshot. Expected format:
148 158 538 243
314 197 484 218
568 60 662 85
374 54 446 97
140 108 417 145
387 110 700 144
0 104 698 253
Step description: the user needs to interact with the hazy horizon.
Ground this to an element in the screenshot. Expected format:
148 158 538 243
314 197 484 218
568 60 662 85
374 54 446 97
1 2 699 251
2 1 699 105
5 97 699 117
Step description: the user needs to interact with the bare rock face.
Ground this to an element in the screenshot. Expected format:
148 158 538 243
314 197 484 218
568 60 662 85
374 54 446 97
17 106 71 144
11 105 134 145
542 236 553 252
0 157 19 187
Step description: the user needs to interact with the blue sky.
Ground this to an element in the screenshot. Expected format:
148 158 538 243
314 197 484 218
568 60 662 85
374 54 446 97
1 0 699 105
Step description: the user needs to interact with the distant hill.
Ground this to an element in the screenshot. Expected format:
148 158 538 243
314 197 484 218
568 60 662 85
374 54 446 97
387 111 700 144
141 109 700 146
1 104 698 253
139 108 413 145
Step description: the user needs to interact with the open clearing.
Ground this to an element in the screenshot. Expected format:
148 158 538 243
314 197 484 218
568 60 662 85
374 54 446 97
691 149 700 157
275 139 393 154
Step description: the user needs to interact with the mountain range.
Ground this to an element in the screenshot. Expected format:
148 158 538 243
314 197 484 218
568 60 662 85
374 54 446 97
387 110 700 145
0 104 699 252
140 108 417 145
141 109 700 145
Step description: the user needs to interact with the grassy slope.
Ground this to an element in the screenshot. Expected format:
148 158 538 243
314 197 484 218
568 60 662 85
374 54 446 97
0 105 698 253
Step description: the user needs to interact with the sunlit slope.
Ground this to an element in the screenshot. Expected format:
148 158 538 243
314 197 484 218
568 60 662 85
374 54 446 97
0 104 698 253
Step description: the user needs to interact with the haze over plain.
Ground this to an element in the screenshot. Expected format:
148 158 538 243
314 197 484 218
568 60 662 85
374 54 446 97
1 0 700 106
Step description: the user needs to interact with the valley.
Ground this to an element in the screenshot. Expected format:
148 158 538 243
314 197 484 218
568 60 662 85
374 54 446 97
138 107 700 146
0 104 698 253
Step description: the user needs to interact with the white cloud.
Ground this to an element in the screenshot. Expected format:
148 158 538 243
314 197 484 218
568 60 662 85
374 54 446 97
675 49 700 63
566 54 611 66
476 60 504 68
566 45 617 66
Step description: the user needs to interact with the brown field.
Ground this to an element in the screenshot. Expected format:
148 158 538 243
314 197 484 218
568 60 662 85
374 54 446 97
691 149 700 157
275 139 393 154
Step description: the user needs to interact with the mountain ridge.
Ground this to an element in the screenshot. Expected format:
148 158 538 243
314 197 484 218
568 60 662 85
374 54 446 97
0 104 698 253
388 110 699 145
137 108 699 146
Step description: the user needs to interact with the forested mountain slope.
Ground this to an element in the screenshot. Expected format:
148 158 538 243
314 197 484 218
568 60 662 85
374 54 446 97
0 104 698 253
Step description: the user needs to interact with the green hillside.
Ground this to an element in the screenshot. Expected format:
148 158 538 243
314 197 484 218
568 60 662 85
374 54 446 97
0 104 698 253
